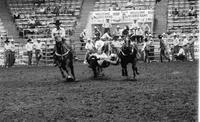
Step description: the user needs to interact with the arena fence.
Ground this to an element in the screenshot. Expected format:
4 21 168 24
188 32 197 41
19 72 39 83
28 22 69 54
0 40 198 66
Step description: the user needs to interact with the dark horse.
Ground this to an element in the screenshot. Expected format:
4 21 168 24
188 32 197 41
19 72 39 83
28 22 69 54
54 40 75 81
118 37 139 80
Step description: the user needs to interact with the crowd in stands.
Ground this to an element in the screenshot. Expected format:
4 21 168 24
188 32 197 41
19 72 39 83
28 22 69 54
80 19 198 64
94 0 155 11
8 0 82 40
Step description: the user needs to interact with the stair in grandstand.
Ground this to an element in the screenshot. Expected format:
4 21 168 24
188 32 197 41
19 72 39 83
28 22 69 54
0 0 21 42
154 0 168 35
72 0 96 60
73 0 96 42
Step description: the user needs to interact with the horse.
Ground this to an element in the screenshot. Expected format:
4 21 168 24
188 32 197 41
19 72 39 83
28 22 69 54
54 40 75 81
118 37 139 80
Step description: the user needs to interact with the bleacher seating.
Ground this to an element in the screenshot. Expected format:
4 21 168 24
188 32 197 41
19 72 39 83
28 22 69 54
93 0 156 11
7 0 83 42
167 0 199 33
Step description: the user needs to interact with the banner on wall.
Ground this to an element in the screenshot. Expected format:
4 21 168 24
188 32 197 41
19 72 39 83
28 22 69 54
91 10 154 23
90 10 154 33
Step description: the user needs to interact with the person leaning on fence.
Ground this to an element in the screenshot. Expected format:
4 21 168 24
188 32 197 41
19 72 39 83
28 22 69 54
10 38 16 66
142 37 152 63
79 29 87 50
158 35 170 62
4 38 12 68
187 34 196 61
84 39 95 64
171 33 180 61
182 34 189 60
33 39 43 65
25 39 34 66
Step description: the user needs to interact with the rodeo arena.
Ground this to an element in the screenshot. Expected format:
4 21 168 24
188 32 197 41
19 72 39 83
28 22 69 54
0 0 199 121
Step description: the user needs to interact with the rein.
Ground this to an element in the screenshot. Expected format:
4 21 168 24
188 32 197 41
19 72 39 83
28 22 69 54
55 42 70 60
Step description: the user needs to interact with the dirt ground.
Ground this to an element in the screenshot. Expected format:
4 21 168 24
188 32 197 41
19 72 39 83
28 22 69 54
0 61 198 122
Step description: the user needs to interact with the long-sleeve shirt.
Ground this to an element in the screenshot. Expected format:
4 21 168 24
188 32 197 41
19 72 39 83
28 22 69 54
51 27 65 41
4 43 11 51
25 43 34 52
33 42 43 50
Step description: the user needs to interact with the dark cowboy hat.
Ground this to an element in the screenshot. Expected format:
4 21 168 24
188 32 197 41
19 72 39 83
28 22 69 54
54 20 62 25
158 35 163 39
4 39 9 43
27 38 32 42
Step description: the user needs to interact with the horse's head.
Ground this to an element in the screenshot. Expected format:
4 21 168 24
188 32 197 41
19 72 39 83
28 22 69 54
87 55 99 69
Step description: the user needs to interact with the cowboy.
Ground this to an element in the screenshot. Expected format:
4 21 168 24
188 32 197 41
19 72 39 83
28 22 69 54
159 35 170 62
25 38 34 66
4 38 12 68
95 37 105 54
33 39 43 65
51 20 66 66
171 33 180 60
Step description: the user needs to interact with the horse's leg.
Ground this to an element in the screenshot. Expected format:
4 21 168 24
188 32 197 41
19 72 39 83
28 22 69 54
121 63 128 76
59 67 66 78
69 61 75 80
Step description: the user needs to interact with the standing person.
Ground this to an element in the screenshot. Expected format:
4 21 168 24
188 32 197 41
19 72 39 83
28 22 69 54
102 19 112 34
79 29 87 50
25 38 34 66
172 33 180 61
10 38 16 66
158 35 170 62
4 38 12 68
142 37 152 63
33 39 43 65
93 26 101 41
188 34 196 61
182 34 189 60
113 25 122 41
84 39 95 64
122 25 130 39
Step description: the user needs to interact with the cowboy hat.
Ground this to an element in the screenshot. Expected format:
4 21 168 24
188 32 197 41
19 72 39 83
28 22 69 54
54 20 62 25
116 25 120 28
4 39 9 43
94 26 97 29
27 38 32 42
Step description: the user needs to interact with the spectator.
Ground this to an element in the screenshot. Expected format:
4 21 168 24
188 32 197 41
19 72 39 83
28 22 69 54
25 39 34 65
158 35 170 62
93 26 101 41
174 45 186 61
188 34 196 61
102 19 112 34
188 7 197 18
172 33 180 60
122 25 130 38
28 17 36 28
142 37 152 63
172 8 179 18
182 34 189 60
10 38 16 66
33 39 43 65
13 11 20 22
84 39 95 64
101 31 112 41
4 38 12 68
125 0 133 8
79 29 87 50
113 25 122 41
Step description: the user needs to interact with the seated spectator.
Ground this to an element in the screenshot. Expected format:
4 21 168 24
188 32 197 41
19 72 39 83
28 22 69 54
37 6 46 14
188 7 197 18
172 8 179 18
28 17 36 28
125 0 133 8
44 5 51 14
174 45 186 61
63 6 68 14
13 11 20 21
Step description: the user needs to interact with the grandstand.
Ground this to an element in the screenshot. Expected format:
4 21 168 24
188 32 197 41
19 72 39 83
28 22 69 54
0 0 199 65
167 0 199 33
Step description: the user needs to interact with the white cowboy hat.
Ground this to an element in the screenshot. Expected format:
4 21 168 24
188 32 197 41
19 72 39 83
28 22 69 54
116 25 120 28
94 26 97 29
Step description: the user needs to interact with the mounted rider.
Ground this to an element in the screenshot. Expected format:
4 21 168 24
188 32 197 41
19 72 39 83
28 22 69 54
52 20 70 66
